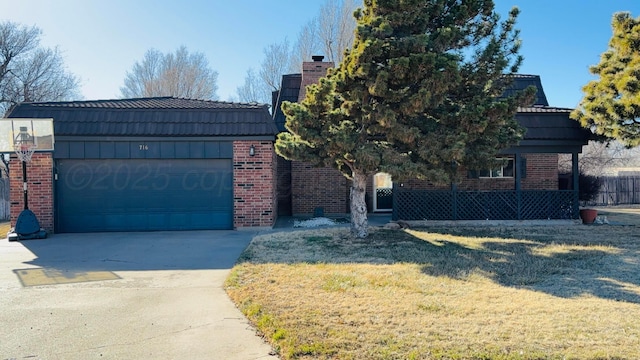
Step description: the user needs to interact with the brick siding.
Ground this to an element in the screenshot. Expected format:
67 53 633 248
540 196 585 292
10 145 277 232
291 161 350 215
233 141 276 228
289 58 349 216
298 59 334 101
287 58 563 214
521 154 559 190
399 154 559 191
9 153 54 232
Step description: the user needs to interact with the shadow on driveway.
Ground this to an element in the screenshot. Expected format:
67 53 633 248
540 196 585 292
18 230 256 272
1 230 279 360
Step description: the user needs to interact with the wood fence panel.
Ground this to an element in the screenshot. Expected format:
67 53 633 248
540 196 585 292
592 176 640 206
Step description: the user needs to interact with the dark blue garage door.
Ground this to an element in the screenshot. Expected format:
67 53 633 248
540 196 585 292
56 159 233 232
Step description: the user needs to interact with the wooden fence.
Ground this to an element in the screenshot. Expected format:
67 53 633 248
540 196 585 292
591 176 640 206
0 178 8 220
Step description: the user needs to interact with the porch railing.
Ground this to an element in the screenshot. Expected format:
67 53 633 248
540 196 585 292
392 189 578 221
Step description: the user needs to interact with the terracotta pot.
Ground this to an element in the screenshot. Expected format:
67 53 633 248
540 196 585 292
579 209 598 224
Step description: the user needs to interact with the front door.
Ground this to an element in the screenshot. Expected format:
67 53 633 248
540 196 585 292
373 173 393 212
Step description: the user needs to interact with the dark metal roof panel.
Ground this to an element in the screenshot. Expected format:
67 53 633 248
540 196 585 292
503 74 549 106
8 97 278 137
17 96 267 109
517 106 573 113
516 111 592 143
273 74 302 132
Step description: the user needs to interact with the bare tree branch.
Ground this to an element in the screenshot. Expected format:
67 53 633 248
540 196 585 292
236 68 271 104
0 21 81 178
290 19 320 73
259 39 292 92
559 140 640 176
316 0 358 63
0 21 80 116
0 22 40 83
239 0 359 110
120 46 219 100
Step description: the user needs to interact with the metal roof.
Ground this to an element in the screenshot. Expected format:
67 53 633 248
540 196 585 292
7 97 278 137
272 74 302 132
273 71 591 153
503 74 549 106
517 106 573 113
515 106 591 145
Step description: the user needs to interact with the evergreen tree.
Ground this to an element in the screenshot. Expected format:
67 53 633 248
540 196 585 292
571 12 640 146
276 0 534 238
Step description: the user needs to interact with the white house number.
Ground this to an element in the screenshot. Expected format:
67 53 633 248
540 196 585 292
139 144 149 150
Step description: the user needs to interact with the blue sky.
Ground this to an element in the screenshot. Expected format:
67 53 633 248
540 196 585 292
1 0 639 108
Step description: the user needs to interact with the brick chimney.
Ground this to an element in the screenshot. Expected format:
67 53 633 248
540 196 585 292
298 55 334 102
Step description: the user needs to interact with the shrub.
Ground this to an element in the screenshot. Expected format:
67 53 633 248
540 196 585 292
578 173 602 202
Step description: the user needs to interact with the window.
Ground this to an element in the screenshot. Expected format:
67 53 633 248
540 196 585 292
479 158 514 178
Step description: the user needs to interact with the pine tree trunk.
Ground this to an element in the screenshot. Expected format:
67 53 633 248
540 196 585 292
350 170 368 238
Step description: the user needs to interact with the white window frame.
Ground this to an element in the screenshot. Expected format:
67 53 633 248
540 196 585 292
479 157 515 178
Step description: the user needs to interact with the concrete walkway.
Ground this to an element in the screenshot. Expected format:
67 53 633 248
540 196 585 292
0 231 278 360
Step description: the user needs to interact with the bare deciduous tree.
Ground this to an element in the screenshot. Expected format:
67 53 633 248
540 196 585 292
290 19 320 72
0 21 80 177
238 0 359 105
316 0 358 64
259 39 292 92
121 46 219 100
236 68 271 104
0 21 80 116
559 140 640 176
237 39 293 106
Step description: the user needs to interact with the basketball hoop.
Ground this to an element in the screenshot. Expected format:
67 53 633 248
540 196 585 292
13 125 37 163
2 118 53 241
14 143 36 163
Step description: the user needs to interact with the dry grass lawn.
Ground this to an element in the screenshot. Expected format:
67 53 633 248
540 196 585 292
225 209 640 359
0 221 10 238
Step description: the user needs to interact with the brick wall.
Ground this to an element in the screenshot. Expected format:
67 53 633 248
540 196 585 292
521 154 559 190
298 58 334 101
291 162 350 215
233 141 276 228
289 57 346 216
9 153 54 232
397 154 559 191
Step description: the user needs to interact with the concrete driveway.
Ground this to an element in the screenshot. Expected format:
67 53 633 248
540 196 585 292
0 231 278 360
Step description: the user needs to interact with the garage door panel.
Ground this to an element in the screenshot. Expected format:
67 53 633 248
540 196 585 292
56 159 233 232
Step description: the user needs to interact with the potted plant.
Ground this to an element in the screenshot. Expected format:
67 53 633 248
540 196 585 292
578 174 601 224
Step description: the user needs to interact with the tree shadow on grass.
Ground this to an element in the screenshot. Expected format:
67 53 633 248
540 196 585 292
409 226 640 303
241 225 640 303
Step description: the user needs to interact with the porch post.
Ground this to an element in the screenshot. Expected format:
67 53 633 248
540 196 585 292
572 152 580 218
392 182 398 221
451 182 458 220
451 161 458 220
515 152 522 220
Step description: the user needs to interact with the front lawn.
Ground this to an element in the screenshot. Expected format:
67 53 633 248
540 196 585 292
225 211 640 359
0 221 10 238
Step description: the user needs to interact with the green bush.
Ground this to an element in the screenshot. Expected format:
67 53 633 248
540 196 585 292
578 173 602 202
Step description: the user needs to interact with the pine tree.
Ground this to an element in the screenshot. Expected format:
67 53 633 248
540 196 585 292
571 12 640 146
276 0 534 238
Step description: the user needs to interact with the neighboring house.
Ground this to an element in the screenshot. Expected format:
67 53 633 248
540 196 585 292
7 97 278 233
273 57 593 220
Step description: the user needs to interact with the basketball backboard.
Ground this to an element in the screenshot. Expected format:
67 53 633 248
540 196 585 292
0 118 54 152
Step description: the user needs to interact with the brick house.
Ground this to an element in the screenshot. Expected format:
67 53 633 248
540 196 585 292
272 57 592 220
7 97 278 233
